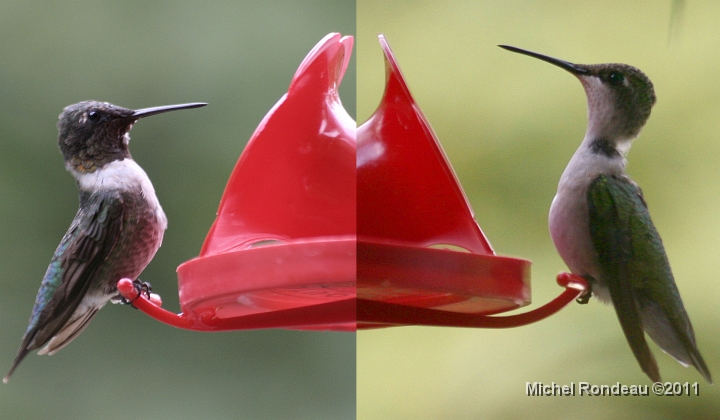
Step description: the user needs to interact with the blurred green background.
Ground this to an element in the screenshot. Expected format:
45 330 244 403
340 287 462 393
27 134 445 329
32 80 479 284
357 1 719 419
0 1 355 419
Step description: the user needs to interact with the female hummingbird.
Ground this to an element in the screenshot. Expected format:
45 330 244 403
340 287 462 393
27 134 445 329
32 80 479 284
501 45 711 383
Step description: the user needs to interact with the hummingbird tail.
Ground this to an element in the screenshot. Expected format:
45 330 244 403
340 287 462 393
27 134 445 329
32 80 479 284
654 334 712 384
3 347 33 384
641 303 713 384
660 326 714 384
602 270 662 382
4 297 106 382
37 306 99 356
3 330 40 384
686 346 712 384
638 352 661 384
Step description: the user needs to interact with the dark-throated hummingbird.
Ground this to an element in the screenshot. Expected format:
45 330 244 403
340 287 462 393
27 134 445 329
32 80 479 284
500 45 711 384
4 100 206 383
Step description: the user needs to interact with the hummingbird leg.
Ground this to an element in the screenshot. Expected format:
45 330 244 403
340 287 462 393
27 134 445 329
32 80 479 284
118 295 137 307
576 276 594 304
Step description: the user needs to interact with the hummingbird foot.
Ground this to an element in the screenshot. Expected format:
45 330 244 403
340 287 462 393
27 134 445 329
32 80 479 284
135 279 153 300
118 279 153 305
576 276 594 304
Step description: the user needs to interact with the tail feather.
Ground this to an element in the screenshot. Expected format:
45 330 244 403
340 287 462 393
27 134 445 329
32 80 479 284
4 339 35 384
688 348 713 384
38 307 99 356
4 305 100 383
640 302 712 384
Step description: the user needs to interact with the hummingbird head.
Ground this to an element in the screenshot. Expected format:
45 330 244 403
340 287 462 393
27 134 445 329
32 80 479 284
58 101 136 173
57 101 207 174
499 46 656 145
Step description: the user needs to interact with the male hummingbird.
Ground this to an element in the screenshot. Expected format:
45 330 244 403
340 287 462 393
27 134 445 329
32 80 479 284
4 100 206 383
500 45 712 383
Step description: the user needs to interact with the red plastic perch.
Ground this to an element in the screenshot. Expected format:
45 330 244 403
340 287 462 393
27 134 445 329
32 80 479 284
356 273 588 328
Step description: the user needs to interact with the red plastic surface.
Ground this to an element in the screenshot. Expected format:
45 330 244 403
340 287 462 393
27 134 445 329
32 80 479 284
359 242 529 314
356 273 588 328
357 40 491 253
120 33 587 333
199 33 355 254
119 271 587 330
125 33 357 332
356 35 532 328
118 278 355 331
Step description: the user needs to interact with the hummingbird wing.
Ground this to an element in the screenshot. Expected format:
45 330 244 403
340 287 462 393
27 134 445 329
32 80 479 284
588 174 711 383
4 191 124 382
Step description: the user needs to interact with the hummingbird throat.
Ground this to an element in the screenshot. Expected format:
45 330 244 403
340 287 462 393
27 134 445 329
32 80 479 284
67 133 132 174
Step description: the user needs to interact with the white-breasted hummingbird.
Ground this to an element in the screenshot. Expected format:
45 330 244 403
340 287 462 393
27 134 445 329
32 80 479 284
500 45 711 384
4 100 206 383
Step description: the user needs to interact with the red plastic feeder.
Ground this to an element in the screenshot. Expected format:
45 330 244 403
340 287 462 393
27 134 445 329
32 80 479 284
118 33 356 332
356 35 587 329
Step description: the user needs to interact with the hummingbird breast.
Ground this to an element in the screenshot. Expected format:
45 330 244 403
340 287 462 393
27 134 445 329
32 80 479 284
549 174 606 297
74 158 167 297
548 143 626 303
96 189 166 296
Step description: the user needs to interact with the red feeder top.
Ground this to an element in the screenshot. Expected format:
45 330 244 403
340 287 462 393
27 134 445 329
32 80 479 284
357 38 492 255
119 33 587 333
120 33 357 332
356 35 587 329
201 34 356 254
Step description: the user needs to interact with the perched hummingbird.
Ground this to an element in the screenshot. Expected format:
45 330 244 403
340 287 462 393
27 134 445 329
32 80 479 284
500 45 712 383
4 100 207 383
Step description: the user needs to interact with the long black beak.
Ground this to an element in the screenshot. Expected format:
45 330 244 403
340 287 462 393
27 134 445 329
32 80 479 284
131 102 207 119
499 45 589 75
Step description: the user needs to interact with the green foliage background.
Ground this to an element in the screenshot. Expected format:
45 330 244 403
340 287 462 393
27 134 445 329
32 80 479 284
0 1 355 419
357 1 719 419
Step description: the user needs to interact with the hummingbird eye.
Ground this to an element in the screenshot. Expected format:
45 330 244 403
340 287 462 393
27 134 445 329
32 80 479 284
607 72 624 85
87 110 103 123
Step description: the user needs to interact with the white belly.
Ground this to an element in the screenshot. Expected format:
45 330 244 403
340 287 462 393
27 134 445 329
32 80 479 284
549 183 598 278
548 146 626 303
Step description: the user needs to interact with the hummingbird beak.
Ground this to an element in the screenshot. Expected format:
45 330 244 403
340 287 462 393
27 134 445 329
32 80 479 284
498 45 589 75
130 102 208 119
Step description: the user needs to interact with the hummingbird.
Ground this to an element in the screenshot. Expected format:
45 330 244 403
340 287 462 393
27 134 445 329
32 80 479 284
4 100 207 383
500 45 712 384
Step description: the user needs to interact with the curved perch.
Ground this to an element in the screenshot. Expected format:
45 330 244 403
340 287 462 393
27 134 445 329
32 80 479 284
119 273 587 331
356 273 589 329
116 279 356 332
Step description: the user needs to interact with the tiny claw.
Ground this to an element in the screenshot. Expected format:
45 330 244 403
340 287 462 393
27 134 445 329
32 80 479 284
575 276 593 304
576 291 591 304
134 279 153 300
119 293 138 306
